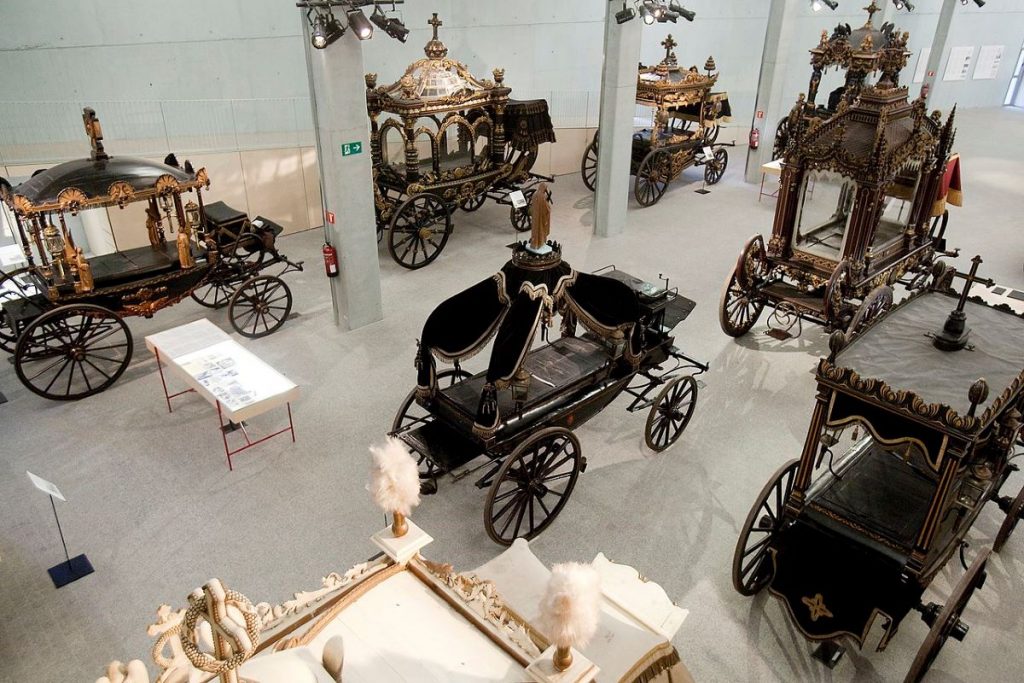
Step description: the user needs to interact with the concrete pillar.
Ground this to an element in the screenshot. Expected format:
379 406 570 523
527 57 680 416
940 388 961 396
593 6 642 238
920 0 957 107
744 0 796 183
302 15 383 330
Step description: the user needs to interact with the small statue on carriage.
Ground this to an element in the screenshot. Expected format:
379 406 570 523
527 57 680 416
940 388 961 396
0 107 302 400
368 13 556 269
719 4 961 341
581 33 732 206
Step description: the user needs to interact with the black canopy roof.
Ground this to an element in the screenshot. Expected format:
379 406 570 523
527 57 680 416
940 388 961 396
14 157 192 206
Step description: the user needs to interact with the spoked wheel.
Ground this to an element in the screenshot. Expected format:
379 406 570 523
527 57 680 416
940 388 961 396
484 427 583 546
719 235 769 337
846 285 894 338
732 459 799 596
228 275 292 339
824 260 854 330
460 193 486 212
387 193 453 270
580 137 599 192
905 548 991 683
391 369 472 480
704 148 728 185
994 484 1024 552
14 304 133 400
0 266 46 353
634 150 671 207
190 277 236 310
509 188 535 233
644 375 698 452
772 117 790 160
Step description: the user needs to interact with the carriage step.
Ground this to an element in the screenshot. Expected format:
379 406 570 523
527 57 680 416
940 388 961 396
811 641 845 669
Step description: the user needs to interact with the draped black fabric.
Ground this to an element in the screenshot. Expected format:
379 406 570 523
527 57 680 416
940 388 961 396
564 272 641 333
485 291 545 385
506 99 557 151
499 260 574 300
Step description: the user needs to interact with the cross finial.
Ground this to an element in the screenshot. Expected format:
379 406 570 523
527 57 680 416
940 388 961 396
661 34 678 60
428 13 442 40
956 255 984 313
864 1 880 25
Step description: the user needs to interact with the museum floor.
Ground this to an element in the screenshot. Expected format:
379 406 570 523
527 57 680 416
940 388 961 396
1 106 1022 682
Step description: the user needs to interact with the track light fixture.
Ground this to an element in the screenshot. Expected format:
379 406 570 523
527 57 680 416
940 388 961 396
308 9 345 49
610 1 692 26
347 7 374 40
370 4 409 42
812 0 839 11
894 0 914 10
639 2 657 25
669 2 696 22
615 1 636 24
297 1 407 46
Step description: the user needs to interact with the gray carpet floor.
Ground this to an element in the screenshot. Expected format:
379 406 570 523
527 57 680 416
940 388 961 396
1 106 1022 682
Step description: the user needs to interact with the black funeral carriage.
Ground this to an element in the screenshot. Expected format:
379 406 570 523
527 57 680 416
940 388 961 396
0 108 302 400
732 259 1024 682
391 223 707 545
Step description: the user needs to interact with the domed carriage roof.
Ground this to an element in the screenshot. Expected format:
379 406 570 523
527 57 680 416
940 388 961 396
1 108 208 216
809 1 911 79
636 34 718 108
366 13 510 115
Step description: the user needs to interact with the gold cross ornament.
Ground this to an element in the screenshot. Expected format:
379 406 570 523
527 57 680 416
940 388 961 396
661 34 678 61
428 13 443 39
801 593 834 622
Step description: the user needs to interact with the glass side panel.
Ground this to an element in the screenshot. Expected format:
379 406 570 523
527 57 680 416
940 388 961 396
792 170 855 260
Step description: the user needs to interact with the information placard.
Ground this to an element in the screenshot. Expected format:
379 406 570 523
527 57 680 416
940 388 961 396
943 46 974 82
973 45 1004 80
27 471 65 501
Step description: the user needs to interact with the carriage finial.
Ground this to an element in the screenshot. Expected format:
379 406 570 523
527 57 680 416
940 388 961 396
424 13 448 59
864 1 880 26
82 107 108 161
661 34 678 63
933 255 983 352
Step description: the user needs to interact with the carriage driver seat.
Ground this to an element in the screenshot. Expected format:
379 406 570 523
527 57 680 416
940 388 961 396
204 201 285 258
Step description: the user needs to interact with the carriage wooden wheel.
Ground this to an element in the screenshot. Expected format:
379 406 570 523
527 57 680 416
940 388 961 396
644 375 698 452
509 188 535 233
732 459 798 596
634 150 672 207
719 235 769 337
580 137 599 192
0 266 46 352
13 304 133 400
227 275 292 339
994 484 1024 552
484 427 583 546
703 148 728 185
190 277 235 309
904 548 990 683
459 193 486 212
387 193 453 270
846 285 894 338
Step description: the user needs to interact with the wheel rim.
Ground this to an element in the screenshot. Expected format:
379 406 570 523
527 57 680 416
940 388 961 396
635 152 669 207
460 194 486 212
392 369 471 479
847 285 893 338
581 141 599 192
645 375 698 452
191 278 236 309
994 485 1024 552
732 459 798 595
485 428 581 545
705 149 727 185
720 270 764 337
14 304 133 400
388 195 452 269
510 191 534 233
228 276 292 338
0 267 46 353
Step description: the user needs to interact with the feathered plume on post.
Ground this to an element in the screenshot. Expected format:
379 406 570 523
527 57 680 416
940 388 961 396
538 562 601 672
369 437 421 537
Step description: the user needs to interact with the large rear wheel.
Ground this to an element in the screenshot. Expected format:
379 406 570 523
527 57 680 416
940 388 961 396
387 193 453 270
580 136 599 192
634 150 671 207
14 304 133 400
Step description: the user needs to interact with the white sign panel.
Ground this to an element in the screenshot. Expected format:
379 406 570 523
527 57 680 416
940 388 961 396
973 45 1004 80
913 47 931 83
943 46 975 81
509 190 527 209
27 471 66 502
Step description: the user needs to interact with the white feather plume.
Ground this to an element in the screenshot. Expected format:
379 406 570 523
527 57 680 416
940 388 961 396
538 562 601 650
368 437 421 517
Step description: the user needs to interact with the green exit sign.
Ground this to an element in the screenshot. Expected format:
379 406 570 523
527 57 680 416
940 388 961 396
341 141 363 157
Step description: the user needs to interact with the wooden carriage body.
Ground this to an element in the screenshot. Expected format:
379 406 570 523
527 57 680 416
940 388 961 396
742 286 1024 670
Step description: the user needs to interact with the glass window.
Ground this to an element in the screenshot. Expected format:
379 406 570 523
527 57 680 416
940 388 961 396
792 170 855 260
874 164 922 250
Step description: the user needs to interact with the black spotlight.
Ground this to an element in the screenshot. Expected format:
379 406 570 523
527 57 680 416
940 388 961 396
812 0 838 10
310 10 345 49
616 2 636 24
639 2 656 25
347 8 374 40
669 2 695 21
371 5 409 42
659 9 679 23
974 0 985 6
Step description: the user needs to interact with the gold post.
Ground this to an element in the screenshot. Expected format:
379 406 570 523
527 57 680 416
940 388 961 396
392 511 408 537
553 645 573 672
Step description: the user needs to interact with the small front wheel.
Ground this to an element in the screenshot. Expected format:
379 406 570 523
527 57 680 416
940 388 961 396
509 189 535 233
704 148 728 185
644 375 698 452
228 276 293 338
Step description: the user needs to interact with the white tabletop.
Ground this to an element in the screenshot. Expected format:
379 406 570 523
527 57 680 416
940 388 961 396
145 319 299 422
761 159 784 174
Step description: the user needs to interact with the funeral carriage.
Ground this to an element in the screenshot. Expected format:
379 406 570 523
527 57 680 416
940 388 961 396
731 259 1024 682
390 193 707 545
580 34 732 206
719 6 961 341
0 108 302 401
368 13 556 269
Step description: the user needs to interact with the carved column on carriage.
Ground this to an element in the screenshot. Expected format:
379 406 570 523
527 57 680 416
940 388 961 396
788 382 832 516
12 213 34 266
768 164 801 259
491 102 507 168
402 115 420 183
846 184 883 278
909 451 962 574
807 65 824 107
366 75 384 169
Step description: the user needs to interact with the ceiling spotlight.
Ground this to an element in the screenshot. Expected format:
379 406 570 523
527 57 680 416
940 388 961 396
370 4 409 42
309 9 345 49
659 10 679 23
639 3 656 25
615 1 636 23
669 2 695 21
894 0 914 9
347 7 374 40
973 0 985 6
812 0 838 10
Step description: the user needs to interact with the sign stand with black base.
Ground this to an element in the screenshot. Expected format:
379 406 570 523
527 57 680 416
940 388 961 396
27 471 94 588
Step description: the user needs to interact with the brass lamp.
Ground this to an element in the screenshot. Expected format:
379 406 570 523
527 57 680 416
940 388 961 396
184 201 201 231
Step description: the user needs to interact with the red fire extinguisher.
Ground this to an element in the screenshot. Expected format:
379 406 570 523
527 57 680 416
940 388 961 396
323 242 339 278
749 128 760 150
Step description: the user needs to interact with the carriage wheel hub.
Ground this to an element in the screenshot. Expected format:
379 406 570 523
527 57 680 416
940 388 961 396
70 347 86 361
418 226 433 239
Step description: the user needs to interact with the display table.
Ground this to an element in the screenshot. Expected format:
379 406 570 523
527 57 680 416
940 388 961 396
759 159 784 201
144 319 298 470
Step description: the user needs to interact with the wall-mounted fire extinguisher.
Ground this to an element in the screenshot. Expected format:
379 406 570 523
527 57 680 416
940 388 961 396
749 128 760 150
322 242 339 278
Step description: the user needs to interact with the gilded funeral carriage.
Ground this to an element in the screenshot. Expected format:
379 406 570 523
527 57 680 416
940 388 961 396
580 34 733 206
731 262 1024 682
391 200 707 545
0 108 302 401
368 13 556 269
719 6 960 341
